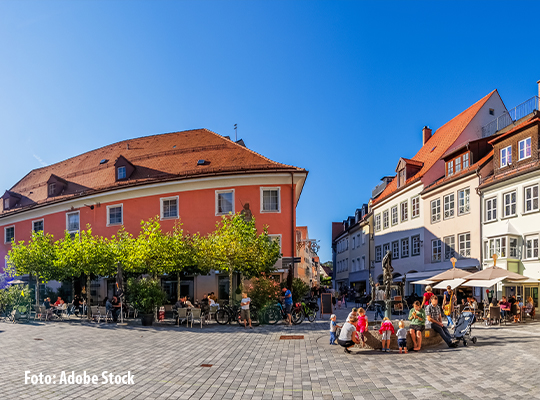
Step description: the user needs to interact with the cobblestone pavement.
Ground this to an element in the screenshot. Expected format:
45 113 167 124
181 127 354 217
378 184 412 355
1 314 539 400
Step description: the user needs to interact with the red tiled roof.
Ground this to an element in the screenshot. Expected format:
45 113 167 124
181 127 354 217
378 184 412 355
3 129 306 215
488 114 540 145
372 90 497 206
400 158 424 168
422 149 493 193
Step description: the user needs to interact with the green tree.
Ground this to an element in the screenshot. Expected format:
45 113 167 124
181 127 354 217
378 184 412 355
55 227 116 317
203 213 281 303
8 231 58 306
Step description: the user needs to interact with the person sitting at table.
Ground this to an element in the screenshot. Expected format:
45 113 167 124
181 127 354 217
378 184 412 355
200 294 210 314
43 297 54 319
184 297 194 308
72 295 83 316
525 296 535 318
53 296 63 307
499 296 510 318
110 295 122 322
468 297 478 310
105 297 113 316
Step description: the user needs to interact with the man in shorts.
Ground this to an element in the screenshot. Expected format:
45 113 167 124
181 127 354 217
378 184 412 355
240 293 252 329
408 301 425 351
282 287 293 325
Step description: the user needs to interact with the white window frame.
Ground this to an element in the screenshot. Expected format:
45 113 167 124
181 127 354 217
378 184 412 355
524 184 539 214
382 243 390 257
458 232 471 258
431 198 441 224
525 235 539 260
106 204 123 226
519 137 531 161
383 210 389 229
117 166 127 180
400 200 408 222
503 190 517 218
268 234 282 255
352 236 356 249
458 188 470 215
411 196 420 219
361 256 365 270
375 246 382 262
500 145 512 167
215 189 235 216
463 152 469 169
401 237 409 258
443 193 454 219
392 240 399 259
66 211 80 233
160 196 179 220
484 237 507 259
48 182 56 197
391 206 398 226
485 197 497 222
4 225 15 244
411 235 421 256
32 219 44 233
361 232 365 245
455 156 461 173
443 235 455 261
447 160 454 176
431 239 442 263
375 214 381 232
260 187 281 213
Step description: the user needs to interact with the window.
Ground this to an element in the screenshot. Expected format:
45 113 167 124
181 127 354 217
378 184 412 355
443 235 455 261
485 197 497 222
400 201 408 222
383 210 389 229
66 212 80 233
411 196 420 218
431 239 442 262
375 214 381 232
503 191 517 217
361 256 366 270
375 246 382 262
32 220 44 233
361 232 365 245
463 152 469 169
447 160 454 176
398 169 406 188
501 146 512 167
443 194 454 219
412 235 420 256
401 238 409 258
489 108 495 115
261 188 280 212
4 226 14 243
216 190 234 215
519 138 531 160
455 157 461 173
117 166 126 180
431 198 441 223
48 183 56 197
509 237 518 258
458 233 470 258
161 197 179 219
392 241 399 259
351 259 356 272
352 236 356 249
524 185 539 213
458 188 470 215
391 206 398 226
382 243 390 257
107 205 123 225
3 198 8 211
525 236 539 259
268 235 282 254
485 237 506 259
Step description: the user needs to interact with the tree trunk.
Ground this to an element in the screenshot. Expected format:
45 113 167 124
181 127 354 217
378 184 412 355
35 276 39 307
86 275 91 319
229 268 233 304
177 272 181 301
71 277 75 303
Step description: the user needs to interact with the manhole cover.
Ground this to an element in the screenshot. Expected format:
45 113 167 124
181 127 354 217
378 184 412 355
200 364 213 367
279 335 304 340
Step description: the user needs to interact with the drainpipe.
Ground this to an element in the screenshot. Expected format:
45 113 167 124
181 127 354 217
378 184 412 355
475 168 484 301
289 172 295 290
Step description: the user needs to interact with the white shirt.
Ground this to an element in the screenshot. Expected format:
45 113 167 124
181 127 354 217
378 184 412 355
241 297 250 310
375 289 385 301
338 322 356 341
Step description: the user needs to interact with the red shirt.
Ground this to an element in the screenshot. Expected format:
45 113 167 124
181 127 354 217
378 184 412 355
423 292 434 306
356 315 367 332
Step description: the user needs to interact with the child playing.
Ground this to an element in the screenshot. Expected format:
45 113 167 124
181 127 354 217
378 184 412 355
378 317 395 352
397 320 408 354
329 314 341 345
356 307 368 348
347 308 358 322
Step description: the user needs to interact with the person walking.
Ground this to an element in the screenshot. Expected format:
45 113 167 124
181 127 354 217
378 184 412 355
425 296 458 348
442 285 457 328
282 287 293 325
421 286 435 308
374 283 385 320
240 292 252 329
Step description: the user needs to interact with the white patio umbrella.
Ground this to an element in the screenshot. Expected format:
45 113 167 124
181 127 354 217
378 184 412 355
465 266 529 281
433 278 467 290
411 279 435 285
461 277 506 288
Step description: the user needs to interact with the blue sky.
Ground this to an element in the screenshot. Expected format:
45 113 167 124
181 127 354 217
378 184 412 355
1 1 539 262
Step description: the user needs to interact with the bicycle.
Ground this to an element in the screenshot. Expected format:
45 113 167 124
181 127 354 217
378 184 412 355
215 302 259 326
300 298 319 322
264 302 303 325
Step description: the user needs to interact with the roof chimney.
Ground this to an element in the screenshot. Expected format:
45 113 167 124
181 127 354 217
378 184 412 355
422 126 432 145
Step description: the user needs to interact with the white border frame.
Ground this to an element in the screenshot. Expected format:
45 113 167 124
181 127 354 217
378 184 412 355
260 187 281 213
524 234 539 260
4 225 14 244
502 190 517 218
443 193 455 220
518 137 532 161
117 166 127 180
500 145 512 168
66 211 80 233
32 218 44 233
411 195 420 219
485 196 498 223
106 203 124 226
457 187 471 216
391 205 398 226
523 184 539 214
160 196 179 220
215 189 235 216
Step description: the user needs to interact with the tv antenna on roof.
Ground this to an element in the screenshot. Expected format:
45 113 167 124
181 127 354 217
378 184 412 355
234 124 237 142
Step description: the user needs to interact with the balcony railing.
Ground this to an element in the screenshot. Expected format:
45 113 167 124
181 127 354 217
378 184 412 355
481 96 540 138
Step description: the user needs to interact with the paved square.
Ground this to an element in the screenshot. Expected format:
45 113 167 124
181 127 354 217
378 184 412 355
0 315 539 400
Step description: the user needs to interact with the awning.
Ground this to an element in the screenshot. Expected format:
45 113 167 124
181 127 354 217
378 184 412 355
433 278 467 290
461 277 505 288
405 270 448 281
411 279 435 285
504 278 540 285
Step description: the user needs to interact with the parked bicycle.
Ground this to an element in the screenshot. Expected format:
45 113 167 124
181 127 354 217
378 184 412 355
215 302 259 326
300 298 319 322
264 302 303 325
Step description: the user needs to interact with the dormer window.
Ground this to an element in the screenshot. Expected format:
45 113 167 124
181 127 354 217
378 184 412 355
447 160 454 176
397 169 406 188
48 182 56 197
46 174 66 197
3 198 9 211
455 157 461 173
2 190 22 211
463 152 469 168
117 166 126 180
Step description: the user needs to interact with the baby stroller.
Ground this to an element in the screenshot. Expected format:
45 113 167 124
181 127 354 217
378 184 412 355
453 309 477 346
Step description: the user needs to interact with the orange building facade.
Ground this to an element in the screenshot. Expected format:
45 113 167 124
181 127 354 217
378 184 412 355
0 129 308 303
